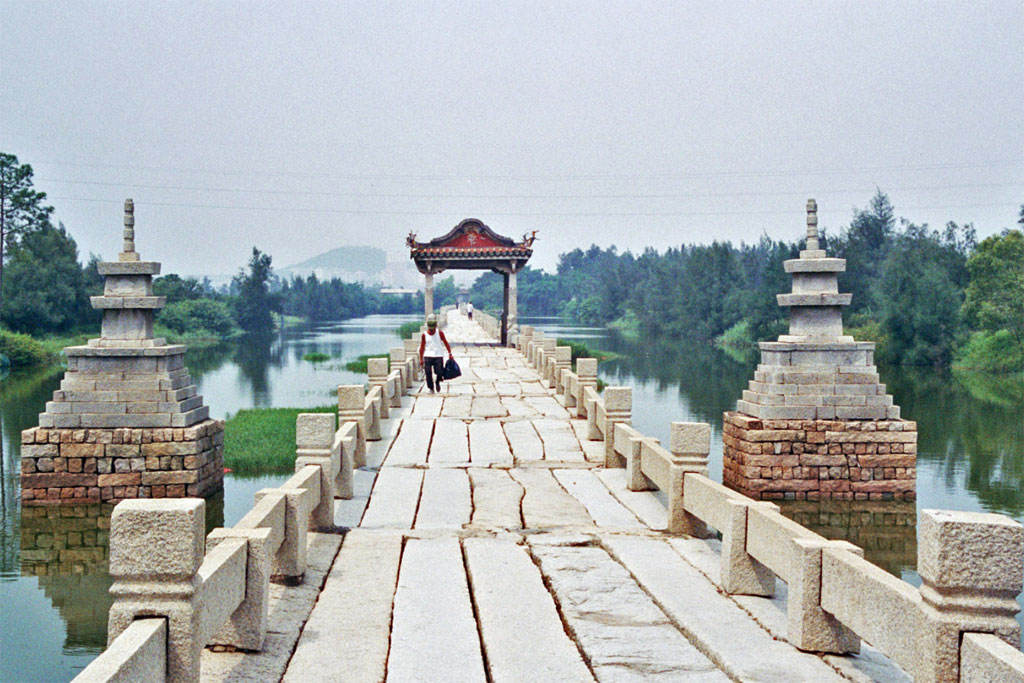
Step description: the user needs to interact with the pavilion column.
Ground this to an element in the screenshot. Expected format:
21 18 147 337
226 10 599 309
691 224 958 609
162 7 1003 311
424 271 434 319
501 272 510 346
507 268 518 347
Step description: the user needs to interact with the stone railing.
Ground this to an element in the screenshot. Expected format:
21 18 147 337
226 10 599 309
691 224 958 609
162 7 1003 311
591 405 1024 681
474 309 501 339
538 336 1024 681
72 389 382 682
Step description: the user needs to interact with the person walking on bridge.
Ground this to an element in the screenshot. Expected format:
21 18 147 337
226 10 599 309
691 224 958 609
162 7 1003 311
419 314 453 394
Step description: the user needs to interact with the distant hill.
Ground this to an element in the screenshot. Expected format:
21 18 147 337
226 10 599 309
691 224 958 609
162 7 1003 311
282 246 387 276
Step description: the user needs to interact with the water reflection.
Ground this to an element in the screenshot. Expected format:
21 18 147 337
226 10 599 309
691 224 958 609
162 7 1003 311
777 499 917 576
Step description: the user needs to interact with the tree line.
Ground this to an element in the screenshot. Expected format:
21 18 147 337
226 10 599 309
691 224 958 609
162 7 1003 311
469 191 1023 371
0 153 420 367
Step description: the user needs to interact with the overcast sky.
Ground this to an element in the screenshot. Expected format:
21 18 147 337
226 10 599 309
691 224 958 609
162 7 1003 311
3 1 1022 278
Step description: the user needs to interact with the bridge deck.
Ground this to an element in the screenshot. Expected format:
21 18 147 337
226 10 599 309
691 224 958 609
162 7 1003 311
206 312 895 682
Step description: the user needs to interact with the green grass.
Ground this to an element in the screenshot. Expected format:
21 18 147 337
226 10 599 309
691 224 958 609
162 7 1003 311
303 352 331 363
344 353 388 373
224 405 336 475
396 321 422 339
558 338 619 363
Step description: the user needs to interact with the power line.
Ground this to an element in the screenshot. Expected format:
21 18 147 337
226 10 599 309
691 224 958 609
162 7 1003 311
35 177 1024 200
48 195 1021 218
32 158 1024 183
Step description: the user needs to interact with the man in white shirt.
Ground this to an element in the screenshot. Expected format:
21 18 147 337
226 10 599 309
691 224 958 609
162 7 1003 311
418 314 453 393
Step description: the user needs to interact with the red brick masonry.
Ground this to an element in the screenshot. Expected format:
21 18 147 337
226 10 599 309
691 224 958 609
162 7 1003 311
722 411 916 501
20 419 224 505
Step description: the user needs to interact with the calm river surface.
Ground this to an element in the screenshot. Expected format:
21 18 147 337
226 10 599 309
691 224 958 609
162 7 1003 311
1 313 1021 680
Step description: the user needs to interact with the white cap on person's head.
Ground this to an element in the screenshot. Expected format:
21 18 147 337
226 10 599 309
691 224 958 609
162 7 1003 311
426 314 437 326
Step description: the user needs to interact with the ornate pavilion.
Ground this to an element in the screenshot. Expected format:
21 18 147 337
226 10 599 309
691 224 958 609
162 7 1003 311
407 219 535 345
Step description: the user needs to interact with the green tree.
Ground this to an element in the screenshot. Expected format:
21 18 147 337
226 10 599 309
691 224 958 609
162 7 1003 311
961 229 1024 344
232 248 278 334
837 190 896 315
0 153 54 311
0 222 90 334
877 222 968 365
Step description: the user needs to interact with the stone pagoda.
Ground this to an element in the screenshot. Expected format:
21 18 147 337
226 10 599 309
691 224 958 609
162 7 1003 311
722 200 916 501
21 200 224 505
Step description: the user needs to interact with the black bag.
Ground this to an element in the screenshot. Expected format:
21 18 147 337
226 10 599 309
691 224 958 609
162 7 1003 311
442 357 462 380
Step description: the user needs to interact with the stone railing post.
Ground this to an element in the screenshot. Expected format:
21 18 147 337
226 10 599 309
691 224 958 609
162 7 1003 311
403 339 420 380
107 499 205 682
293 413 338 530
575 358 598 419
529 331 544 368
390 348 407 393
553 346 572 392
368 358 390 419
338 385 366 468
541 338 557 382
789 538 863 653
207 524 274 651
253 487 309 581
721 499 777 596
916 509 1023 681
518 325 533 352
603 387 631 467
671 422 712 537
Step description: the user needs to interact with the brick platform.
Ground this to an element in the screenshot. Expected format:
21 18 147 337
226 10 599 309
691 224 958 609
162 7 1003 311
19 419 224 505
722 411 916 501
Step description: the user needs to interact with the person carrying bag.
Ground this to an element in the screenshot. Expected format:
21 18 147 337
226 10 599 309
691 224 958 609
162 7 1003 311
418 314 453 394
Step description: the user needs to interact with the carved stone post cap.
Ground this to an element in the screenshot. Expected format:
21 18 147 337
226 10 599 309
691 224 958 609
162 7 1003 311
110 498 205 577
670 422 711 456
576 357 599 376
337 384 365 411
367 357 389 377
555 346 572 362
390 347 405 362
604 386 632 411
296 413 336 450
918 509 1024 593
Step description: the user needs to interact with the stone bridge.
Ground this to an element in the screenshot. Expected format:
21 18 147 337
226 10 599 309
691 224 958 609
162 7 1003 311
73 310 1024 683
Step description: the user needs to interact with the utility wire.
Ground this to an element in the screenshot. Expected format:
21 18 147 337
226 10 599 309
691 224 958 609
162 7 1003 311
48 195 1021 218
32 158 1024 183
35 177 1024 200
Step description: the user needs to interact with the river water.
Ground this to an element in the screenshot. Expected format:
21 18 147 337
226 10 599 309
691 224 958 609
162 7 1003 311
1 313 1021 680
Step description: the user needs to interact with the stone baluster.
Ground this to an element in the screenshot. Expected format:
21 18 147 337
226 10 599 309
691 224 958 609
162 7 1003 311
602 387 632 467
337 385 366 468
107 499 205 682
916 509 1023 681
389 348 408 396
518 325 533 353
529 331 544 368
670 422 713 538
403 339 420 380
553 346 572 392
293 413 338 530
575 358 598 419
541 339 557 385
368 358 390 419
253 486 309 581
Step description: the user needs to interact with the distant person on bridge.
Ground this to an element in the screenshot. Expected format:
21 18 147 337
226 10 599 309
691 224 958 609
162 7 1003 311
419 314 453 394
466 302 474 319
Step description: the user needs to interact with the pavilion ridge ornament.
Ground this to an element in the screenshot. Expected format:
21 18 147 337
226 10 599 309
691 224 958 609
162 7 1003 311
722 200 916 502
20 199 224 505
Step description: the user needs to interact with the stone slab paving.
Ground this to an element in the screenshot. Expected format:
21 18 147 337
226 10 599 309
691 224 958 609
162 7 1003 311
277 311 905 682
463 538 594 682
386 537 487 683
